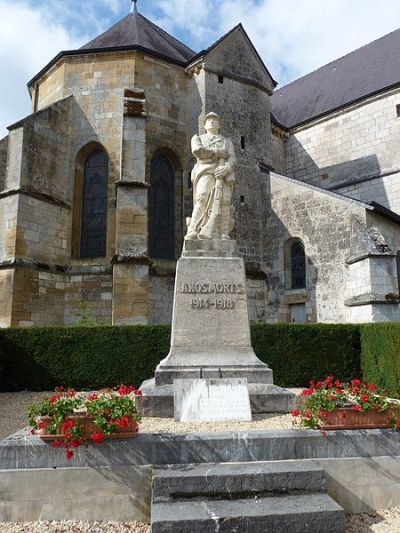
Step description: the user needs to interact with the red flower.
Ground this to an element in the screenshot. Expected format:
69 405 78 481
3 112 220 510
67 389 76 397
327 394 334 401
38 421 45 430
396 420 400 429
55 386 64 392
65 450 74 460
88 393 98 401
334 379 341 388
70 439 81 448
351 379 361 387
360 394 369 404
291 410 299 417
50 395 60 404
367 384 377 391
304 411 312 419
135 389 143 397
64 431 71 439
301 389 313 396
352 404 362 411
51 441 61 448
319 410 329 418
335 388 342 394
91 431 104 444
105 409 111 415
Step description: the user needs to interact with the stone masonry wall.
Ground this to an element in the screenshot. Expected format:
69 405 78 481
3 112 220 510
16 195 70 265
0 270 14 328
0 195 18 263
336 172 400 214
0 135 8 191
265 173 369 323
285 87 400 213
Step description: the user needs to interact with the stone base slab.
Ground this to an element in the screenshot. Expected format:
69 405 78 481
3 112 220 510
137 378 295 417
155 362 273 385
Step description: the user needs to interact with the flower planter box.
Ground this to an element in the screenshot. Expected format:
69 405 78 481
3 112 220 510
38 415 139 441
319 408 400 430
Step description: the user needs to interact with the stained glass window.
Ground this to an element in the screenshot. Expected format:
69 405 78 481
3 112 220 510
80 150 108 258
291 241 306 289
149 154 175 259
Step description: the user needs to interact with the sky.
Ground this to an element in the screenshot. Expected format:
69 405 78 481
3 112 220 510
1 0 400 137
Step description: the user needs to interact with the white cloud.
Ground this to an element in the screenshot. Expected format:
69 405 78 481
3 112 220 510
0 0 83 138
154 0 400 87
2 0 400 139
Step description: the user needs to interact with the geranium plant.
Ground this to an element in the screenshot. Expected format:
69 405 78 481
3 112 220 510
28 385 142 460
291 376 400 429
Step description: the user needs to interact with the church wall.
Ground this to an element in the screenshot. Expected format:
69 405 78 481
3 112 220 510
285 87 400 213
16 196 70 264
266 173 369 323
11 268 66 327
0 136 8 191
336 172 400 215
6 97 73 203
149 275 174 324
0 195 18 262
35 64 66 111
64 267 112 325
0 270 14 328
271 129 286 175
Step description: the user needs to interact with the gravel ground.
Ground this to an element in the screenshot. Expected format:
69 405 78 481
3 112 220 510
1 391 400 532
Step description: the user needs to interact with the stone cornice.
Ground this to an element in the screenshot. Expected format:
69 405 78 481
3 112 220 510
0 187 71 209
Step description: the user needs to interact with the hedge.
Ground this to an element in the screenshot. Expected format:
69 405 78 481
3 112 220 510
0 323 364 392
251 324 361 388
0 325 170 391
360 323 400 396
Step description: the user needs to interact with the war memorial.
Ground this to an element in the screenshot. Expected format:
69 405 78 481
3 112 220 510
1 2 400 532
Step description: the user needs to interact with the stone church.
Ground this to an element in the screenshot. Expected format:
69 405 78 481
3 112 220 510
1 6 400 327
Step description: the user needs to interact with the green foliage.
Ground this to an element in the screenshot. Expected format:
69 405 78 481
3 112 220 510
5 322 400 393
73 301 112 327
0 325 170 391
360 323 400 396
251 324 361 387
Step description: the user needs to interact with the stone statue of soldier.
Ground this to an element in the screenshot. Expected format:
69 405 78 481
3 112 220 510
185 112 236 240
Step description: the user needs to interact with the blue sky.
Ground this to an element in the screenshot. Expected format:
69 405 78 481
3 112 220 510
1 0 400 137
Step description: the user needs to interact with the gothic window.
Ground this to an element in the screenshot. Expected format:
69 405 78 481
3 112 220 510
149 153 175 259
80 150 108 258
290 241 306 289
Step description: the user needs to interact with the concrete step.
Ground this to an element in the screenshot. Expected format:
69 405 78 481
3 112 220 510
152 460 326 502
151 493 345 532
138 378 295 417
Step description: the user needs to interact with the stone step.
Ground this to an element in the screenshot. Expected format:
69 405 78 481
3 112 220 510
152 460 326 502
151 493 345 532
138 378 295 417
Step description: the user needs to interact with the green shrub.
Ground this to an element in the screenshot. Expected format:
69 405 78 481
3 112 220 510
251 324 361 387
0 325 170 391
0 323 363 391
360 323 400 396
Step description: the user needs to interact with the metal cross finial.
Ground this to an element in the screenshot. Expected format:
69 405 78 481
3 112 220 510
131 0 138 13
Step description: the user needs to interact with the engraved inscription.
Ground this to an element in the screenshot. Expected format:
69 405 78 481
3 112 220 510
191 298 235 310
180 282 245 294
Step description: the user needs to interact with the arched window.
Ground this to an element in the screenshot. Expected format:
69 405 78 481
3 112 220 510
149 153 175 259
80 150 108 258
290 241 306 289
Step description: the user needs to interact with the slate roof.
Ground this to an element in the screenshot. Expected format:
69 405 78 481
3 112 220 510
270 27 400 129
80 12 195 63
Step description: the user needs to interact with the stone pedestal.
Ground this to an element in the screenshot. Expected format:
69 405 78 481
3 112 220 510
138 240 295 417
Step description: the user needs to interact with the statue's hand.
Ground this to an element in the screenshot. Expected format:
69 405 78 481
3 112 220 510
214 166 228 179
217 148 229 160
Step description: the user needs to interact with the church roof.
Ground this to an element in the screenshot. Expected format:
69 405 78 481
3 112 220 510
271 27 400 129
80 12 195 64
